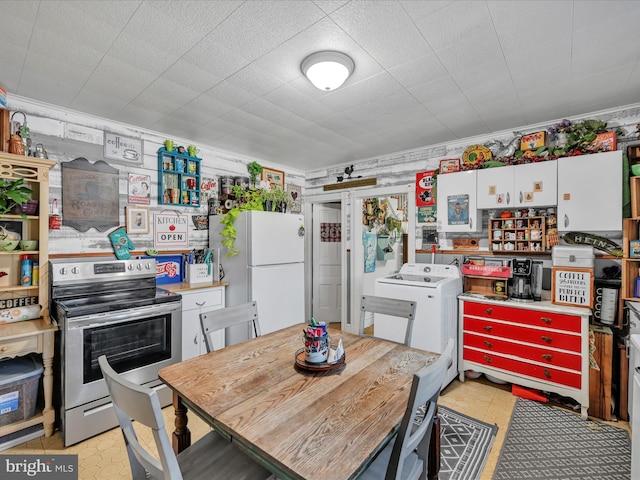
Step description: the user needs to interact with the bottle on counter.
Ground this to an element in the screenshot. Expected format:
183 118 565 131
20 254 32 286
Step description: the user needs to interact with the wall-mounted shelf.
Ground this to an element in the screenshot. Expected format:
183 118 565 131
489 216 546 253
157 147 201 208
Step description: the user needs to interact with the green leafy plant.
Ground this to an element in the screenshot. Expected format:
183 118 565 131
247 161 263 186
0 178 33 218
219 186 265 256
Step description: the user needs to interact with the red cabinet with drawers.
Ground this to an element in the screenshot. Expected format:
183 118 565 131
458 296 590 418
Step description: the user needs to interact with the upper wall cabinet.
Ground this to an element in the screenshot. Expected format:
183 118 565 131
436 170 481 232
557 151 622 231
477 160 558 209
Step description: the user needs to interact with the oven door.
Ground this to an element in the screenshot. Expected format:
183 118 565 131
64 302 182 409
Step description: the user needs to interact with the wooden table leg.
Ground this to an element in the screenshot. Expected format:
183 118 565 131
427 406 441 480
171 392 191 454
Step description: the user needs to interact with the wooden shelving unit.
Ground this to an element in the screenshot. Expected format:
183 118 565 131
620 176 640 327
489 215 546 253
0 153 56 448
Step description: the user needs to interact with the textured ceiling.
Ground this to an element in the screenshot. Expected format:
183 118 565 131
2 0 640 172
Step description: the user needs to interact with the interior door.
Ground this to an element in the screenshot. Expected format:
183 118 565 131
312 203 342 325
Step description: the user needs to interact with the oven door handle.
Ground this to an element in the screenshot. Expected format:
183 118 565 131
66 303 180 330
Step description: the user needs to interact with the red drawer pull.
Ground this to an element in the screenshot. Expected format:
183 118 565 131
541 336 552 343
544 368 551 379
485 307 493 314
484 340 493 348
483 325 493 332
541 317 552 324
542 353 553 361
483 355 493 364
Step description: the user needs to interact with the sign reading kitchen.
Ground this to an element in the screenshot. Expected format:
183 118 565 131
104 132 143 164
154 212 189 248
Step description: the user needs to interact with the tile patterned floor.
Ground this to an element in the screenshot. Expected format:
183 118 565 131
4 376 630 480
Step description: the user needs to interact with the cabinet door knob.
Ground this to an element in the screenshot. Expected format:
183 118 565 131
484 340 493 348
543 368 551 379
483 325 493 332
485 307 493 314
541 336 552 343
483 355 492 364
542 353 553 361
541 317 552 324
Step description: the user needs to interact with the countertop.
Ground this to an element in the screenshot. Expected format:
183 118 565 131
458 292 592 316
161 282 229 293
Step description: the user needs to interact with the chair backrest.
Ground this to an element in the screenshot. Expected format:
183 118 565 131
359 294 417 346
385 342 451 480
200 301 261 353
98 355 182 480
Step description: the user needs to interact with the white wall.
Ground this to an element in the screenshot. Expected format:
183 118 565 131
8 96 305 256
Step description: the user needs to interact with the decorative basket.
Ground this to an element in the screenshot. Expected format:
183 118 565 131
11 200 39 216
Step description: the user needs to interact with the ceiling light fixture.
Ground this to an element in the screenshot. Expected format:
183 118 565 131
301 51 354 91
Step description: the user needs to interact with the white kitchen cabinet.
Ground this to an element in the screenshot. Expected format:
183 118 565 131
180 286 225 360
436 170 481 232
477 160 557 209
557 151 622 231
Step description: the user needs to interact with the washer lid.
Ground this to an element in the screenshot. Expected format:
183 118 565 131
632 334 640 353
377 273 447 287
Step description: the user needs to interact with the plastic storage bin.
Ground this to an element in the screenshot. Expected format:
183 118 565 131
0 355 43 426
552 245 595 268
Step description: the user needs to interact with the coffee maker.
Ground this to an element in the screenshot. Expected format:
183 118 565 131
510 258 543 301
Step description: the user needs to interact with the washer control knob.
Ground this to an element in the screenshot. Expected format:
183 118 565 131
71 267 80 274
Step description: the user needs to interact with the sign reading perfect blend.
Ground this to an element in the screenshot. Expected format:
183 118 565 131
552 267 594 308
0 455 78 480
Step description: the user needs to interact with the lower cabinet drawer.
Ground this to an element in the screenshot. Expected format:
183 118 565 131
463 302 581 333
181 288 223 311
0 336 40 358
463 316 581 352
463 332 582 371
463 347 581 389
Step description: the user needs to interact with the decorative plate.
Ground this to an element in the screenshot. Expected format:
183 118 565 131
294 348 346 372
462 145 492 167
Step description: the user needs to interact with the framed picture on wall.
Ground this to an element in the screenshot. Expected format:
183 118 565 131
262 167 285 188
439 158 460 174
125 206 149 234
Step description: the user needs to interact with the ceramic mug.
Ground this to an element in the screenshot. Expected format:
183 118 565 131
165 139 175 152
188 145 199 157
304 332 330 363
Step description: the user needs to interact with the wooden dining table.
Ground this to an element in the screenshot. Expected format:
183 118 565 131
159 324 440 480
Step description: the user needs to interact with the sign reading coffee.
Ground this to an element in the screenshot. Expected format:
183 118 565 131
552 266 594 308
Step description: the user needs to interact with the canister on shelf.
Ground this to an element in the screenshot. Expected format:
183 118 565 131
32 262 39 286
20 254 32 286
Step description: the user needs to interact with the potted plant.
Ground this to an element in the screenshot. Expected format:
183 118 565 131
0 178 34 219
219 186 265 256
260 188 276 212
247 161 263 188
272 187 291 212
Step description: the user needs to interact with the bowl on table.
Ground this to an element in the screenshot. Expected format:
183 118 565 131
632 164 640 176
0 240 20 251
19 240 37 251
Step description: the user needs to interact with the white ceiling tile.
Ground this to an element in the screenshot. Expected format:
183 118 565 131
108 32 179 75
388 53 449 89
1 1 39 48
66 0 141 29
330 1 433 69
435 31 504 76
313 1 350 15
204 81 257 109
144 0 243 36
238 1 325 42
399 0 456 20
414 1 493 51
183 35 250 79
225 64 285 97
161 60 224 93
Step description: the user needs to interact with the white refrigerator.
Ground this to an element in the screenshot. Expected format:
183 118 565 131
210 210 305 337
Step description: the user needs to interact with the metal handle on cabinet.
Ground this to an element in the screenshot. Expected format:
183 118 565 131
506 192 510 205
541 336 552 343
541 317 552 324
483 325 493 332
196 301 206 307
485 307 493 314
543 368 551 379
484 340 493 348
564 214 569 228
193 334 198 345
542 354 553 361
519 191 523 204
469 217 473 230
483 355 493 364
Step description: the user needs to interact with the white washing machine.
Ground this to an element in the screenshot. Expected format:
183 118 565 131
374 263 462 387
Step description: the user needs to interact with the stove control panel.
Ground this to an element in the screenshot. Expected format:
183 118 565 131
50 258 157 283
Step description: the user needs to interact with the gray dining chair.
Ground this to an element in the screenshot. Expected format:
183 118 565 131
359 294 417 346
200 301 261 352
358 338 452 480
98 355 272 480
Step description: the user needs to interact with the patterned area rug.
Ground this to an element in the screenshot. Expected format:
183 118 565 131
416 405 498 480
493 398 631 479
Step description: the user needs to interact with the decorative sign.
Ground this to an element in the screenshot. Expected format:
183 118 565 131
447 194 469 225
417 205 437 223
128 173 151 205
552 267 594 308
61 157 119 232
416 170 436 206
200 176 217 206
320 223 341 242
323 177 377 191
104 132 143 164
154 212 189 248
438 158 460 174
287 184 302 213
0 295 38 309
520 131 547 151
